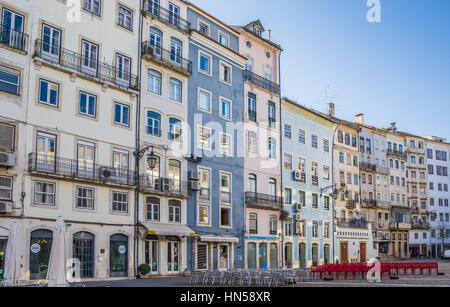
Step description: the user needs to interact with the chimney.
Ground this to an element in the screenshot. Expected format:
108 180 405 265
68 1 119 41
356 114 364 125
390 122 397 134
328 103 335 117
268 30 272 41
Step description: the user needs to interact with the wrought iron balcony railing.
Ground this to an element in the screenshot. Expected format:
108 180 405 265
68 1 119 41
376 165 390 174
336 218 368 229
376 201 392 209
346 200 357 210
142 42 192 75
360 162 376 172
139 175 188 198
387 149 407 160
247 110 257 122
411 222 430 230
311 176 319 187
244 70 280 95
361 199 377 208
33 39 139 91
28 153 135 187
245 192 283 210
390 222 412 230
144 0 191 33
0 24 29 52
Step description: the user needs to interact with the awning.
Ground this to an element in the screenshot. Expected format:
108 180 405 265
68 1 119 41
198 235 239 243
140 223 195 237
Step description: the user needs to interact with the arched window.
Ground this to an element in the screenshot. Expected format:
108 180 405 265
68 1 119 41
147 69 162 94
146 197 160 221
73 232 95 278
168 117 182 141
169 78 182 102
338 131 343 143
248 174 257 194
249 213 258 234
147 111 161 136
268 178 276 197
168 159 181 192
149 27 162 55
170 37 182 64
30 229 53 280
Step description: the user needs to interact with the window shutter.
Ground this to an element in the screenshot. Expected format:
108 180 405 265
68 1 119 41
0 123 14 151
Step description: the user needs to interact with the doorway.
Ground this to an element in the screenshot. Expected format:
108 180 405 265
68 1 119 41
340 242 348 264
360 242 367 263
144 236 159 275
299 243 307 268
167 239 180 274
110 234 128 277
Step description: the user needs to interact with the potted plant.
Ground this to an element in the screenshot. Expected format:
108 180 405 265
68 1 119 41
137 264 151 279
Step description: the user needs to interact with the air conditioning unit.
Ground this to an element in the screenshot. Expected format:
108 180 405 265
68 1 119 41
295 213 302 221
295 203 302 211
293 171 304 181
189 171 200 181
0 202 12 214
378 223 384 228
0 152 16 168
161 178 171 192
189 180 201 191
99 167 116 180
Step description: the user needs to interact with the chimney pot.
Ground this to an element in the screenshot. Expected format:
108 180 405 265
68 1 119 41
268 30 272 41
356 114 364 125
328 103 335 117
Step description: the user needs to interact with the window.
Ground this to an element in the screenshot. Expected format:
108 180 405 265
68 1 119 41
170 37 182 64
118 5 133 30
0 176 13 201
312 194 318 209
149 27 162 55
79 92 96 117
168 3 180 27
220 173 231 203
39 79 59 107
220 133 232 156
198 204 210 225
198 22 209 35
41 24 61 61
146 197 160 221
113 148 129 177
268 179 277 197
169 118 182 141
218 31 229 47
323 165 330 181
114 102 130 127
324 139 330 152
2 9 24 50
168 200 181 223
169 78 182 102
0 67 20 95
312 221 319 238
220 62 231 84
324 222 330 238
299 191 306 207
249 213 258 234
0 123 14 152
284 153 292 170
324 196 330 211
199 52 211 74
147 111 161 136
311 135 318 148
112 192 128 213
83 0 101 16
345 133 350 145
284 188 292 204
147 69 162 94
248 174 257 193
284 124 292 139
269 215 277 235
81 40 99 75
268 102 276 126
198 126 211 150
248 131 257 154
220 207 232 227
247 93 257 122
338 131 343 143
299 130 306 144
76 187 95 210
34 181 55 206
199 168 210 200
268 138 276 159
220 98 232 120
198 89 211 112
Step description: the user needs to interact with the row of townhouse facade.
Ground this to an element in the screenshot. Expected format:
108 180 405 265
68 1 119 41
0 0 449 283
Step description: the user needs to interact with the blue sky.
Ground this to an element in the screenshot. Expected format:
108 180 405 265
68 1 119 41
191 0 450 139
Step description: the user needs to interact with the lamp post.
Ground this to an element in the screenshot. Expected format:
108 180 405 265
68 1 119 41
134 146 158 170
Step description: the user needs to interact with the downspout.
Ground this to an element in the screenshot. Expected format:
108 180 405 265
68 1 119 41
331 125 338 263
134 0 144 278
277 51 284 268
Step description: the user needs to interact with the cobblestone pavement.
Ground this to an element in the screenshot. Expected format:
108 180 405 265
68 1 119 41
80 260 450 288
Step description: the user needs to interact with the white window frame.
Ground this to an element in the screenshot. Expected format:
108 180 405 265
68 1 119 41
114 102 130 127
83 0 101 16
198 203 211 226
38 79 59 107
198 51 212 76
0 176 13 201
219 97 232 121
218 31 230 47
219 61 232 85
197 126 212 151
79 91 97 117
117 4 133 31
220 133 232 157
112 191 128 213
75 186 95 210
197 88 212 113
0 67 20 95
33 181 56 207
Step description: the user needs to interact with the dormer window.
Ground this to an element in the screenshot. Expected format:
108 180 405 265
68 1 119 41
254 27 261 36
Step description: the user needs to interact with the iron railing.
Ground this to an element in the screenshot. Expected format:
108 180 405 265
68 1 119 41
142 41 192 75
247 110 257 122
336 218 368 229
311 176 319 187
244 70 280 95
28 153 135 187
146 127 162 137
245 192 283 210
360 162 376 172
0 24 28 52
139 175 189 198
390 222 412 230
33 39 139 91
376 165 390 174
144 0 191 33
411 222 430 230
361 199 377 208
346 200 357 210
387 149 407 160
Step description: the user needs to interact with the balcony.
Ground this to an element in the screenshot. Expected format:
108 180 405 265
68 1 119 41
244 70 280 95
346 200 357 210
411 222 430 230
139 175 189 198
142 42 192 76
28 153 135 188
375 165 390 175
406 147 425 155
387 149 407 160
33 39 139 91
336 218 368 229
0 24 29 53
390 222 412 231
361 199 376 208
360 162 376 172
245 192 283 211
376 201 392 209
144 1 191 33
247 110 257 122
411 207 420 214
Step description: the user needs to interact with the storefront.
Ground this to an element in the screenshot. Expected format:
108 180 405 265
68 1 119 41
73 232 95 279
245 237 280 269
110 234 129 277
194 236 239 271
30 229 53 280
0 237 7 280
140 223 194 276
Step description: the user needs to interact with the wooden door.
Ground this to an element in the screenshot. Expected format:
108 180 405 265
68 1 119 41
340 242 348 264
360 243 367 263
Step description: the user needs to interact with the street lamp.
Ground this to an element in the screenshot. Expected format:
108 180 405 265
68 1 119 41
135 146 157 169
320 184 339 200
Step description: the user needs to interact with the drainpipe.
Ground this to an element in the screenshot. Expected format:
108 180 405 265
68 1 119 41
277 51 284 268
134 0 144 278
331 126 338 263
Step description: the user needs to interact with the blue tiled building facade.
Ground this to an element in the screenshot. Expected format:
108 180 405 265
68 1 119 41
185 5 246 271
281 99 335 268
